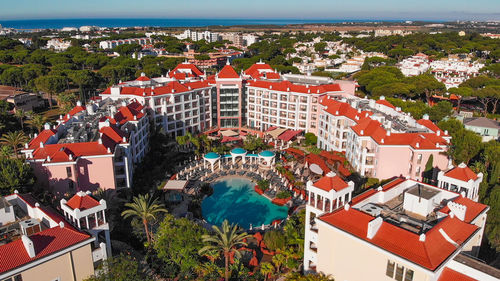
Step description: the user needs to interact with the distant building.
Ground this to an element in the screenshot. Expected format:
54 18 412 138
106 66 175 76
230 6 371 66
463 117 500 141
46 38 72 51
98 37 153 50
0 85 44 112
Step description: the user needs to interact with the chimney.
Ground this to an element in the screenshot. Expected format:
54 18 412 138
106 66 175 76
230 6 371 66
386 130 391 136
366 217 383 239
76 101 82 107
44 123 51 131
21 235 36 258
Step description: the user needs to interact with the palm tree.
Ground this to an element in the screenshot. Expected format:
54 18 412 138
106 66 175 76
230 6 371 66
199 220 251 281
272 253 286 274
260 262 275 281
121 194 167 244
0 131 29 158
27 114 47 133
14 109 26 130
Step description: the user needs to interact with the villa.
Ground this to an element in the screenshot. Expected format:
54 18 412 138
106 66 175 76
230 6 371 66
303 177 498 281
0 191 109 281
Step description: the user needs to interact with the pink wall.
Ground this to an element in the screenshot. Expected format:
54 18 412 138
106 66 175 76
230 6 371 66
30 156 116 195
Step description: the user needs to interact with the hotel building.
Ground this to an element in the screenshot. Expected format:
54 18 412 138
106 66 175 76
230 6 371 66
318 96 451 180
21 99 149 194
303 177 496 281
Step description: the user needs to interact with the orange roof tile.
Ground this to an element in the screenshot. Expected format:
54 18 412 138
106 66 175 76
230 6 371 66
439 196 488 223
27 129 57 150
248 80 342 94
438 268 477 281
376 99 396 109
444 165 478 182
313 174 349 192
217 64 240 79
0 226 91 274
66 193 100 211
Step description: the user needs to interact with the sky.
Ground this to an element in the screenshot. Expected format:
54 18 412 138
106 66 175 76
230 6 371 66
1 0 499 21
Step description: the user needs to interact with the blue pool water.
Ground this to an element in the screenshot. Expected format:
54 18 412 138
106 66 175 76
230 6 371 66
202 177 288 229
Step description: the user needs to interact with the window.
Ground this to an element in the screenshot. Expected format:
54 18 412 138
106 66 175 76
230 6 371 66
395 265 404 281
66 167 72 178
404 269 414 281
386 260 395 277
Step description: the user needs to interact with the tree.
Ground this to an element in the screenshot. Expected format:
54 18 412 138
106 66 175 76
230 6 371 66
263 230 286 251
84 254 152 281
14 109 26 130
304 133 317 146
428 101 453 122
243 134 265 151
34 75 67 108
27 114 47 133
449 128 482 165
410 74 446 103
0 157 34 195
285 272 335 281
121 194 167 244
449 86 473 112
153 213 207 278
0 131 28 158
314 42 327 53
199 220 251 281
114 43 142 56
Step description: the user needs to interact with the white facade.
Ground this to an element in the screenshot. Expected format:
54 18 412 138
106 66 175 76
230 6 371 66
437 163 483 202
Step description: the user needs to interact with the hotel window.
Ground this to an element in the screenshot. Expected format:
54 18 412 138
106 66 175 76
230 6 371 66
404 269 414 281
66 167 72 178
386 260 395 277
395 265 404 281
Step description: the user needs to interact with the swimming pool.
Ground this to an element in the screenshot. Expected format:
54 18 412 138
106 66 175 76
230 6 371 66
202 177 289 229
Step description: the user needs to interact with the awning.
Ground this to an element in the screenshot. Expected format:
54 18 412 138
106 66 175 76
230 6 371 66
222 136 241 143
266 128 287 139
163 180 188 190
278 130 303 142
220 130 239 137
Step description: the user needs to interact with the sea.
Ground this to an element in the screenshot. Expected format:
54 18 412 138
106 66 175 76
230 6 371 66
0 18 403 30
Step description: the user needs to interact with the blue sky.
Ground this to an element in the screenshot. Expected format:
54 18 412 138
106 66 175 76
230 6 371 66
1 0 499 21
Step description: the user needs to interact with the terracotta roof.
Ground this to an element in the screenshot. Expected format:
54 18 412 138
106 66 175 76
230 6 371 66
438 268 477 281
277 130 302 142
0 226 91 274
376 99 396 109
114 101 145 124
101 80 211 97
31 142 110 162
306 153 331 174
319 209 478 270
321 98 372 123
439 196 488 223
136 75 150 82
170 63 204 77
417 118 444 134
27 129 57 150
244 63 274 77
313 173 349 192
444 164 478 182
63 106 86 121
247 80 342 94
66 193 100 211
217 64 240 79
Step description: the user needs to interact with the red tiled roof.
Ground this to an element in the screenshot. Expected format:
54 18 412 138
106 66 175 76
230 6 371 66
114 102 145 124
439 196 488 223
27 129 57 150
444 165 478 182
306 153 331 174
66 193 100 211
217 64 240 79
320 209 479 270
417 119 444 134
31 142 110 162
278 130 302 142
313 174 349 192
376 99 396 109
321 98 372 124
245 63 274 77
136 75 150 81
0 226 91 274
351 118 447 149
438 268 477 281
170 63 204 77
63 106 86 121
101 80 211 97
247 80 342 94
285 147 305 157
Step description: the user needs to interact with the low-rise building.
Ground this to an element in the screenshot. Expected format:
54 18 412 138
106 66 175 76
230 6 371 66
99 37 153 50
463 117 500 142
437 163 484 202
304 177 495 281
0 191 109 281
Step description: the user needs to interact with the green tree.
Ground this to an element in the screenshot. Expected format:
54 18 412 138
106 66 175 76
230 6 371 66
428 101 453 122
199 220 251 281
27 114 48 133
410 74 446 103
0 157 34 195
263 230 286 251
84 254 152 281
285 272 335 281
304 133 317 146
34 75 67 108
449 86 473 112
0 131 29 158
121 194 167 244
260 262 275 281
114 43 142 56
153 213 207 278
14 109 26 130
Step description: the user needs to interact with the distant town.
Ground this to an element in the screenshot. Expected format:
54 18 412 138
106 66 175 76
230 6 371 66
0 18 498 281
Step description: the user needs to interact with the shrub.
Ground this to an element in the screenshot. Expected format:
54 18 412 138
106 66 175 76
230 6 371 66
276 190 292 199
